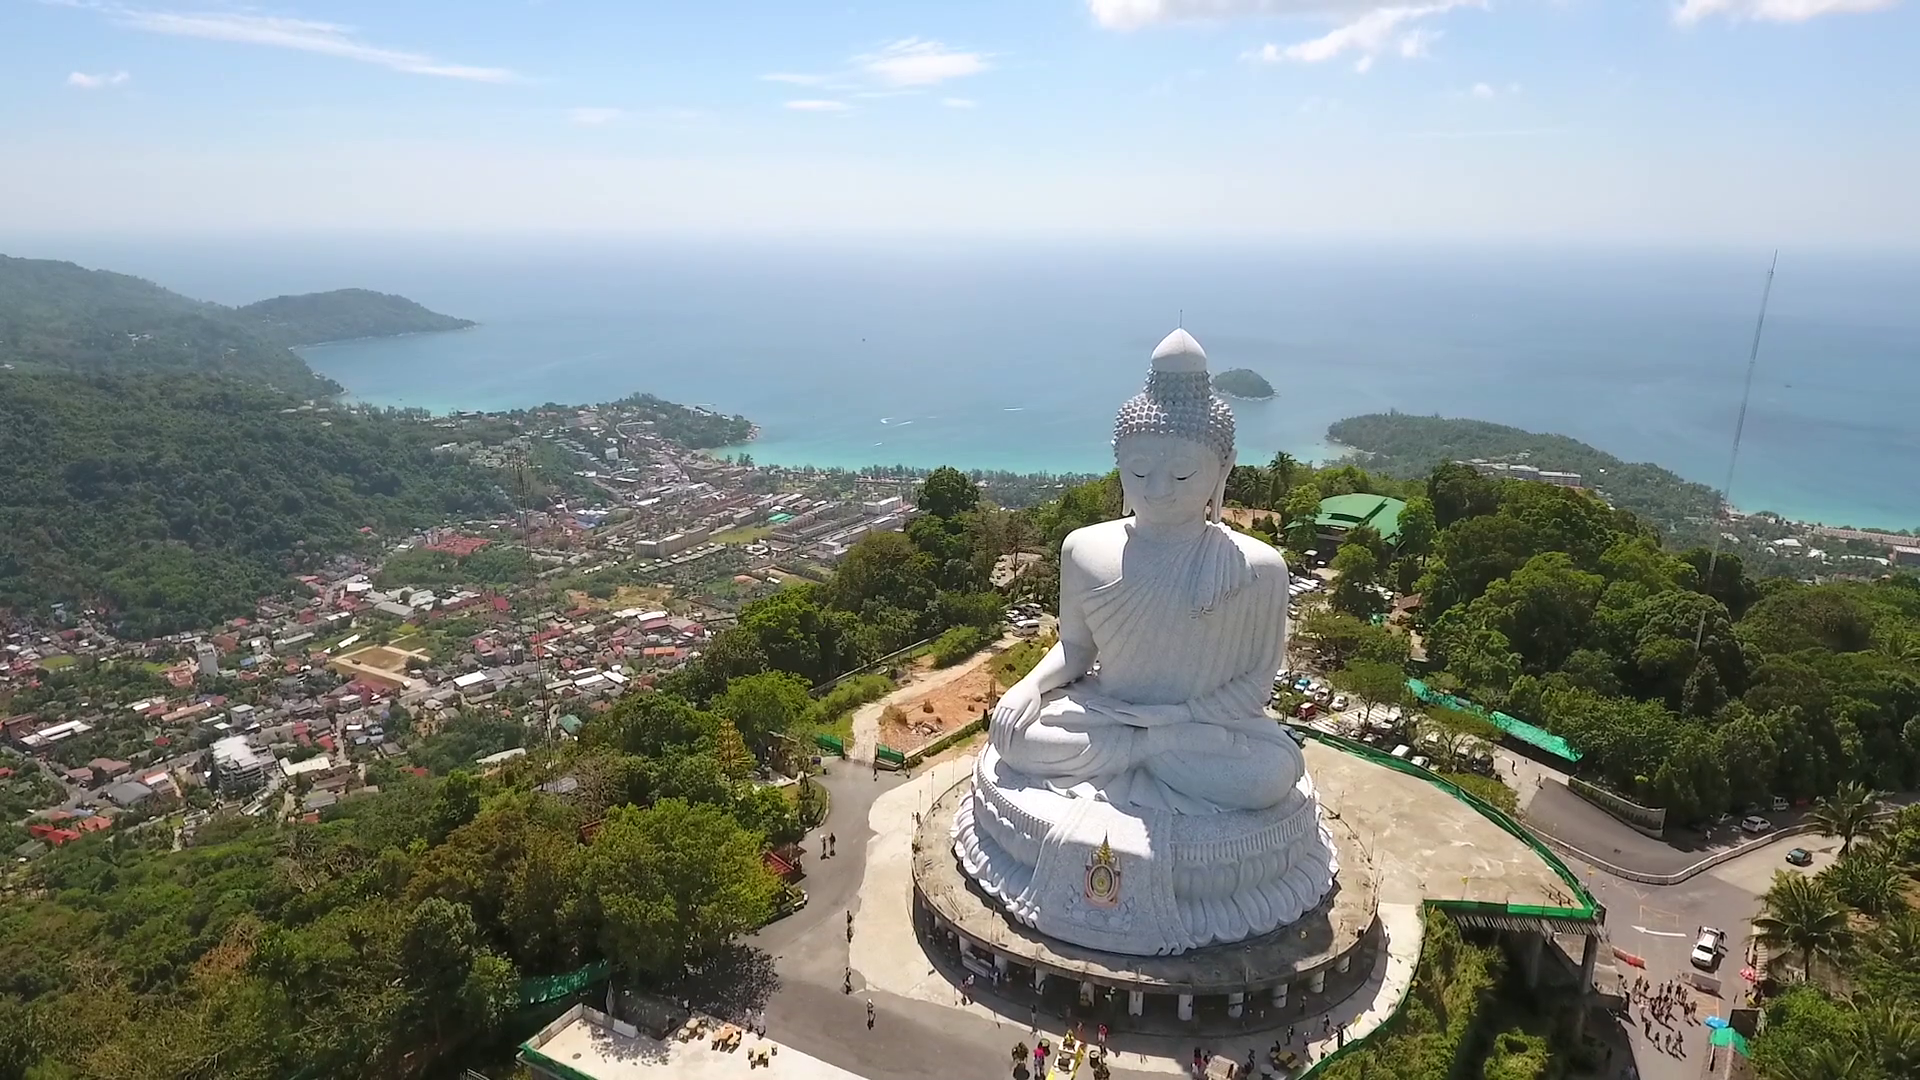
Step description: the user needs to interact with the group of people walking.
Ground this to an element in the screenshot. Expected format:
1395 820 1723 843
1628 974 1697 1060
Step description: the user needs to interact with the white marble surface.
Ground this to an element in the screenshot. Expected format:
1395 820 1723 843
961 327 1338 955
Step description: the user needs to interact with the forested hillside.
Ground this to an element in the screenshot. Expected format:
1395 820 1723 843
1328 413 1721 541
0 468 1015 1079
237 288 475 346
0 255 337 395
1401 462 1920 822
0 370 509 635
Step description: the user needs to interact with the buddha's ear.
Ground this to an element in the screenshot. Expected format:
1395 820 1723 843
1207 471 1229 524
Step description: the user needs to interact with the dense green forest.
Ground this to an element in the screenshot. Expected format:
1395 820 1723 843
0 371 510 635
237 288 475 346
1206 450 1920 823
1327 413 1722 541
1403 461 1920 821
604 392 754 449
0 255 338 395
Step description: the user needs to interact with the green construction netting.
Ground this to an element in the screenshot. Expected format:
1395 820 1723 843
518 960 611 1006
1406 679 1583 764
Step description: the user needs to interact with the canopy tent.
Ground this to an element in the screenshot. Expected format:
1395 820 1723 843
1406 679 1583 764
1708 1024 1751 1056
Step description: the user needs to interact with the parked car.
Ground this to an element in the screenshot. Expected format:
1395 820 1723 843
1409 755 1432 770
1785 848 1813 867
1690 926 1727 969
1390 744 1412 760
1771 796 1790 812
1331 694 1350 711
1741 815 1773 835
1295 702 1319 720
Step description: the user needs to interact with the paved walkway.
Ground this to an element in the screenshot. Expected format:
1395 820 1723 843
846 635 1019 763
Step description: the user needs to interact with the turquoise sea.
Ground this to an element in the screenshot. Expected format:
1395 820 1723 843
25 238 1920 531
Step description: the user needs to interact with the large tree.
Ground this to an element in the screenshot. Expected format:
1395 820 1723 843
714 671 815 749
916 465 981 519
582 799 781 980
1331 542 1387 617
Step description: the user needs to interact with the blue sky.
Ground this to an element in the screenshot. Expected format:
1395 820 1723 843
4 0 1916 244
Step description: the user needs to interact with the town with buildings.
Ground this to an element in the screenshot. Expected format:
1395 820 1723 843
1 400 938 858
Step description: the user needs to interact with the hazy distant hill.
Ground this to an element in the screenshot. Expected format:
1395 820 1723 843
0 257 475 395
238 288 475 346
0 255 338 395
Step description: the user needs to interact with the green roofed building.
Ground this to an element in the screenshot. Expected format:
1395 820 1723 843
1315 493 1407 548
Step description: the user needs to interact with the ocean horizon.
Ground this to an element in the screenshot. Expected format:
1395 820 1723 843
19 237 1920 532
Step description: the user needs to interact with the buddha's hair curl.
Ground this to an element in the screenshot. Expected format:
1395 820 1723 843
1111 370 1236 466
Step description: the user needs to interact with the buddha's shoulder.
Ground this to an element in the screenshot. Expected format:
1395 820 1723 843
1061 518 1130 554
1214 524 1290 579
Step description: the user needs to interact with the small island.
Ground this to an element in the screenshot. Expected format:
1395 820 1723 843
238 288 476 347
1212 367 1275 399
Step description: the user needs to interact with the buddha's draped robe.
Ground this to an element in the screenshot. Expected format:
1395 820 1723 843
1000 522 1304 815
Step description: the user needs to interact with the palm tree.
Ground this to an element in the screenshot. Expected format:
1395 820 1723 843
1821 847 1905 917
1858 1001 1920 1079
1770 1041 1878 1080
1810 781 1887 854
1869 911 1920 968
1266 452 1298 511
1753 872 1853 981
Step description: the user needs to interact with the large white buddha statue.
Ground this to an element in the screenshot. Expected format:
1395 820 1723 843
953 328 1337 956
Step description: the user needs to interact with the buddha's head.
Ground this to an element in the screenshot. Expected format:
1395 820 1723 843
1112 328 1235 526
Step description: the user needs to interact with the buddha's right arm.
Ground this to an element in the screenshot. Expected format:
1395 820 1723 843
1017 636 1097 696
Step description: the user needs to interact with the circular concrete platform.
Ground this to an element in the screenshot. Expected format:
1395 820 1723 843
912 778 1379 1004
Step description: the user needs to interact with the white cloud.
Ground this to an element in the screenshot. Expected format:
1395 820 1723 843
1252 2 1478 68
942 97 978 108
784 99 851 112
567 107 624 127
1674 0 1897 23
109 9 518 82
1470 81 1495 98
762 72 836 86
67 70 131 89
1089 0 1393 29
854 39 990 87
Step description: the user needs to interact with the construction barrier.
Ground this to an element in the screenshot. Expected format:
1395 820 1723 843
875 745 906 766
814 733 846 756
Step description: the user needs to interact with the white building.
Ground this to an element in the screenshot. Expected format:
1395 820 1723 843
212 735 273 791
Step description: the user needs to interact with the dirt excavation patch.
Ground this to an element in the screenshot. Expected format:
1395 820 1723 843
877 659 999 754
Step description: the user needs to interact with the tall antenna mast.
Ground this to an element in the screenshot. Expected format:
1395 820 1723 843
1694 251 1778 655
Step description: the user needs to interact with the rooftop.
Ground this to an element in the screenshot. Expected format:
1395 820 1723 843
523 1006 868 1080
1315 493 1406 545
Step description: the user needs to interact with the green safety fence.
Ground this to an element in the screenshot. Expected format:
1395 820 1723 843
1406 678 1583 764
876 745 906 765
814 733 846 756
517 960 611 1007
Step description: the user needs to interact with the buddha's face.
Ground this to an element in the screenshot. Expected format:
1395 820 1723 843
1116 433 1224 527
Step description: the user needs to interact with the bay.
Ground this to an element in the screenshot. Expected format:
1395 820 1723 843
35 238 1919 531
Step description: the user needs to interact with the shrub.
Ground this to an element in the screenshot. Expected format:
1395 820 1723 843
931 625 990 667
